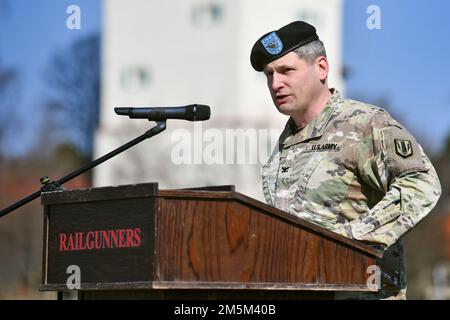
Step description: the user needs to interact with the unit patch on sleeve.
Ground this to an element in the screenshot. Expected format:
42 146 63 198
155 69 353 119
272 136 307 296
394 139 413 158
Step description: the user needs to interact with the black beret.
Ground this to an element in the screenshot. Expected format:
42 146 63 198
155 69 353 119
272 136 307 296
250 21 319 72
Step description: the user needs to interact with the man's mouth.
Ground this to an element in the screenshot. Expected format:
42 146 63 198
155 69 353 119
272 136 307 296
276 94 290 104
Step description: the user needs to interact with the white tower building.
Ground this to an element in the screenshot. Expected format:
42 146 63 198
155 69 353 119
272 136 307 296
94 0 343 201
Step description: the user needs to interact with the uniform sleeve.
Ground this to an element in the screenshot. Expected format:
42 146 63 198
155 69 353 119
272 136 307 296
337 111 441 248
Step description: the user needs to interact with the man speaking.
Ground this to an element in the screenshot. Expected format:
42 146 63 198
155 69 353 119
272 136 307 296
250 21 441 299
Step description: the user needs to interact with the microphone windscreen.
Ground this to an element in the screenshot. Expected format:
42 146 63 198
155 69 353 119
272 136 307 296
192 104 211 121
114 107 130 116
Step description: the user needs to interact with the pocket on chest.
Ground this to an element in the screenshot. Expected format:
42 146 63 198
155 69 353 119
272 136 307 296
275 152 324 205
300 155 354 212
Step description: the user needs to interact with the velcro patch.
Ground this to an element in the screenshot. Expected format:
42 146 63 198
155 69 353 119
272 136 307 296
304 143 340 153
382 126 427 178
394 139 413 158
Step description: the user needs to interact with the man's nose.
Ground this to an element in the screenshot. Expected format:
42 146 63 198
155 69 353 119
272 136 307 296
271 73 284 91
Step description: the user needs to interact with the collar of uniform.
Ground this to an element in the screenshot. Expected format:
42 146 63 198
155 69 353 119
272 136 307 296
282 89 343 148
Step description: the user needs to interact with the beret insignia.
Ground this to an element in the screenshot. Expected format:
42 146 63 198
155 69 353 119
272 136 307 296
261 32 283 55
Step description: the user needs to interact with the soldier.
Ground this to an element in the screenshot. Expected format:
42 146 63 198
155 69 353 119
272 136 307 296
250 21 441 299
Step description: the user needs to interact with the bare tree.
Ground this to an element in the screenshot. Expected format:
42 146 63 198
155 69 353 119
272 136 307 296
0 59 19 159
44 33 100 159
0 1 21 160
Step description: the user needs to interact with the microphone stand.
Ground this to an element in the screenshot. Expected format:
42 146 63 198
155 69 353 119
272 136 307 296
0 121 167 218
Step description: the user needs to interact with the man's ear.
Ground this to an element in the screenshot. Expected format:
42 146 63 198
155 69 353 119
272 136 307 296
316 56 329 81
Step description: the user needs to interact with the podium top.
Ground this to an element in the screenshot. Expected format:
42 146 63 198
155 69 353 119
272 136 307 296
161 187 383 259
42 182 383 259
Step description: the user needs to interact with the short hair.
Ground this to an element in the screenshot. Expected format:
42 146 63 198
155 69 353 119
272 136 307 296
293 39 327 64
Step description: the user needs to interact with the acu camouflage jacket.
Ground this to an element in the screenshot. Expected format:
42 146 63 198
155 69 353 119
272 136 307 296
262 89 441 248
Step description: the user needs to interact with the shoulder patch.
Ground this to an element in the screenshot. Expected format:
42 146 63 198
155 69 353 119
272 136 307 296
382 126 427 178
394 139 413 158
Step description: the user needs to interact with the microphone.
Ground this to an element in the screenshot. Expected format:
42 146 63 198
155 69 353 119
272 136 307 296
114 104 210 121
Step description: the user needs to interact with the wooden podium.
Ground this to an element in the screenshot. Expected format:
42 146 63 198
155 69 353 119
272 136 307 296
39 183 382 299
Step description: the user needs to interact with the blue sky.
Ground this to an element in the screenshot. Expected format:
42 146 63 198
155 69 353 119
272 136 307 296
344 0 450 153
0 0 101 156
0 0 449 157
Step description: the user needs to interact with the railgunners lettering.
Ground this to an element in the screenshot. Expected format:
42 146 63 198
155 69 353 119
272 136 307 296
59 228 141 251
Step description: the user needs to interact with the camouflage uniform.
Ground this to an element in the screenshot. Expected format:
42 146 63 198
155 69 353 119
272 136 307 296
262 89 441 299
